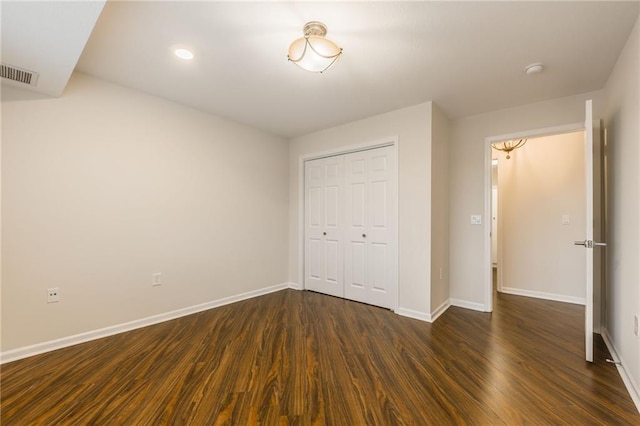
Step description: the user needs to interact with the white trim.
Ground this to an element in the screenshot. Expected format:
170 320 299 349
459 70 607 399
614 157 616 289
485 122 585 144
601 328 640 413
396 307 433 323
297 157 305 290
297 136 400 311
287 281 303 290
449 298 487 312
585 100 595 362
430 300 451 322
500 287 585 305
484 122 585 313
396 301 450 323
484 138 494 312
0 283 291 364
298 137 397 163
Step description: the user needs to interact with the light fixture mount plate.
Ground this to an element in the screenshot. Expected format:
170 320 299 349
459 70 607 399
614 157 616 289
303 21 328 37
525 62 544 75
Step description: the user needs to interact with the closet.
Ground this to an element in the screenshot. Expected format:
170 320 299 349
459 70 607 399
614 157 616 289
304 145 397 309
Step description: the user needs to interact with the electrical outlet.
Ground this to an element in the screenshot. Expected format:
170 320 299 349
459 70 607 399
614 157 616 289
471 215 482 225
634 315 638 337
47 288 60 303
152 272 162 287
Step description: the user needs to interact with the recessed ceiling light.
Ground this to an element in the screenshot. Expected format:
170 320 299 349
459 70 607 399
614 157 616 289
174 48 194 60
524 62 544 75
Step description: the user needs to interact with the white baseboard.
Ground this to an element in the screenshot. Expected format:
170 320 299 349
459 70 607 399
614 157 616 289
0 282 291 364
449 298 486 312
601 328 640 413
396 300 451 324
287 281 303 290
396 307 433 323
430 300 451 322
500 287 585 305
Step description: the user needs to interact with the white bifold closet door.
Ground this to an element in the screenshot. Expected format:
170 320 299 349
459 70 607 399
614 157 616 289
304 155 344 298
304 145 396 309
343 147 396 308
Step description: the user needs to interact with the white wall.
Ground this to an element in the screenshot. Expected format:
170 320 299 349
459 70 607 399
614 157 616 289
1 73 289 351
449 90 604 307
603 15 640 402
288 102 436 317
497 132 585 303
430 104 450 313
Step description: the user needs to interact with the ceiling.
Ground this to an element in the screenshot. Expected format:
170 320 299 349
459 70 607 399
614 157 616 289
0 1 104 97
2 1 639 138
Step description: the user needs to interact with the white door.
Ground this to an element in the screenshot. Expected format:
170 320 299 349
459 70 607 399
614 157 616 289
344 146 396 309
575 99 605 363
304 145 397 309
491 186 498 267
304 156 344 298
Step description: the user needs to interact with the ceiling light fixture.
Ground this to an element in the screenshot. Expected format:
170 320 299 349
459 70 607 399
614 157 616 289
288 21 342 73
174 48 194 60
492 139 527 160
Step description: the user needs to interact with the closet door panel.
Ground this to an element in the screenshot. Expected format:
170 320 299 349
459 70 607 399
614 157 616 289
344 146 395 308
371 242 388 291
307 238 323 280
322 156 344 296
344 150 369 303
366 146 395 308
305 161 324 293
349 183 366 227
304 156 344 298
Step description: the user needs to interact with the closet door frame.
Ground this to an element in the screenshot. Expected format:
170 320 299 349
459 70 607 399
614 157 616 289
297 137 399 311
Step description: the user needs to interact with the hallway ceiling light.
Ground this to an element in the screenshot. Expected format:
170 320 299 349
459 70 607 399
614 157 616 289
492 139 527 160
287 21 342 73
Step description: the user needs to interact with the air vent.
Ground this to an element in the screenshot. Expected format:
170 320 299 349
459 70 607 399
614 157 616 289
1 63 39 86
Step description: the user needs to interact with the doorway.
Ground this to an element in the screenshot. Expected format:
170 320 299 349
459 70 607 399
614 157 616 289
491 159 498 291
483 123 586 312
490 130 587 306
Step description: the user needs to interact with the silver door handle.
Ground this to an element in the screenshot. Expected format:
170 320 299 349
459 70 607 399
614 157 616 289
574 240 607 248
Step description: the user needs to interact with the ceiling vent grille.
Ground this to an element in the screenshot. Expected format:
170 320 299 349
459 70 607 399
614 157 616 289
1 63 39 86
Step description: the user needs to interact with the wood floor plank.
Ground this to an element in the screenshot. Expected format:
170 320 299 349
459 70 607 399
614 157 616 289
2 289 639 425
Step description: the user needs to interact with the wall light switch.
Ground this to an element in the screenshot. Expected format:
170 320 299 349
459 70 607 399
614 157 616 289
562 214 570 225
471 215 482 225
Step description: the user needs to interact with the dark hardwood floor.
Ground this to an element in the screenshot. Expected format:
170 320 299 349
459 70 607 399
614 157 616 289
1 289 638 425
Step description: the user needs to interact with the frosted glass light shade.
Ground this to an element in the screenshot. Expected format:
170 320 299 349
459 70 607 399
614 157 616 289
288 22 342 73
